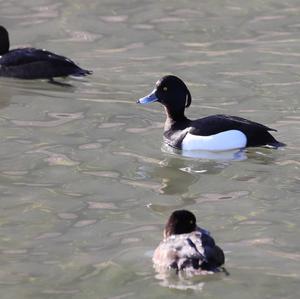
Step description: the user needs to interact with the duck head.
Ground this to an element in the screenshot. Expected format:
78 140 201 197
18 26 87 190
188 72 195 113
0 25 10 55
164 210 197 238
137 75 192 120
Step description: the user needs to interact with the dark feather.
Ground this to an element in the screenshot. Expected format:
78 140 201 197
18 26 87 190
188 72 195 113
0 48 92 79
187 114 283 147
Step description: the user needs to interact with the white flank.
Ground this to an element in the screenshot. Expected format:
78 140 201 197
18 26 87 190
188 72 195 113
181 129 247 151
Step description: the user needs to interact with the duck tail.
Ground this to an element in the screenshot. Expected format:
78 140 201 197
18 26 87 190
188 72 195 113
261 131 286 148
266 140 286 148
72 68 93 77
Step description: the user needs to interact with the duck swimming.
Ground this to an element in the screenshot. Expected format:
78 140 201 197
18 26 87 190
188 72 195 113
153 210 225 275
137 75 285 151
0 25 92 83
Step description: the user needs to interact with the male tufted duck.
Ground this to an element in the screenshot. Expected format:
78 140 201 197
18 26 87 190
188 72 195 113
153 210 225 275
137 75 285 151
0 26 92 84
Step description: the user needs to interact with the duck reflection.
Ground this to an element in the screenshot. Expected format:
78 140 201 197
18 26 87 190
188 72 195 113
155 148 277 195
117 146 278 201
162 143 247 161
0 83 12 109
136 155 226 196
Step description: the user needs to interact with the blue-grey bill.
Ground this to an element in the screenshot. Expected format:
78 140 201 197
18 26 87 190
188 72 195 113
137 89 158 104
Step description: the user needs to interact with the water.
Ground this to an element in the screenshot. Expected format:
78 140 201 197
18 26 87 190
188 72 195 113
0 0 299 298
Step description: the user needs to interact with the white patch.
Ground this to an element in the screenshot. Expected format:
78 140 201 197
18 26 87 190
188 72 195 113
180 149 247 161
181 129 247 152
162 144 247 161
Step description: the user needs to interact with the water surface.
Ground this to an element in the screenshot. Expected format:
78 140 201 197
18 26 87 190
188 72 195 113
0 0 299 298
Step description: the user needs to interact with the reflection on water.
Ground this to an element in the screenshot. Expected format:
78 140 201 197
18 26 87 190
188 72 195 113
0 85 12 109
0 0 299 298
162 143 247 161
154 269 225 291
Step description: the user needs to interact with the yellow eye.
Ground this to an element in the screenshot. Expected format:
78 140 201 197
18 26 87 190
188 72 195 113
163 87 168 91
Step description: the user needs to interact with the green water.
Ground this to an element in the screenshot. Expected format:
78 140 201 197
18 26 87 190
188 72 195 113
0 0 299 298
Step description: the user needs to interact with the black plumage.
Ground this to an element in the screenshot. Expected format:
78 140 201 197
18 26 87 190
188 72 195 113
0 26 92 81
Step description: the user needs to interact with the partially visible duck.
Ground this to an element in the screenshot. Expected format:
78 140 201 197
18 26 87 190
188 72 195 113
153 210 225 275
137 75 285 151
0 25 92 84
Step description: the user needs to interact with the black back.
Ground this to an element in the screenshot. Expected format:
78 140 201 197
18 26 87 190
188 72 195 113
0 26 92 79
189 114 280 147
0 48 91 79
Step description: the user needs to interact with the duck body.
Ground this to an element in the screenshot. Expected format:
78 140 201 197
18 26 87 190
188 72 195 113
153 210 225 276
164 114 280 151
0 26 91 80
138 75 285 151
0 48 92 80
153 230 224 274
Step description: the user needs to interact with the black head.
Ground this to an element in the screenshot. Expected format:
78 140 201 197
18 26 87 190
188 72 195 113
154 75 192 108
0 25 9 55
164 210 197 238
137 75 192 120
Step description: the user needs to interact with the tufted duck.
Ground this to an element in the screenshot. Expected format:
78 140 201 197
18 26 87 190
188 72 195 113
137 75 285 151
153 210 225 275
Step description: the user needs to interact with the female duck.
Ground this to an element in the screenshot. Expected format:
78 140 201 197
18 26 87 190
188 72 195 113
153 210 225 275
0 26 91 83
137 75 285 151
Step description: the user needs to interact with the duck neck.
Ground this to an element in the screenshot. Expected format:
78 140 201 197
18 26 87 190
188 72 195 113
0 40 9 55
164 106 187 123
164 107 190 133
0 28 9 55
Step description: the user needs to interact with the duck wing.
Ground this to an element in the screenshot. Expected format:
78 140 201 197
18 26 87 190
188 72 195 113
190 114 275 135
0 48 91 79
1 48 72 65
189 114 282 147
153 231 223 273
